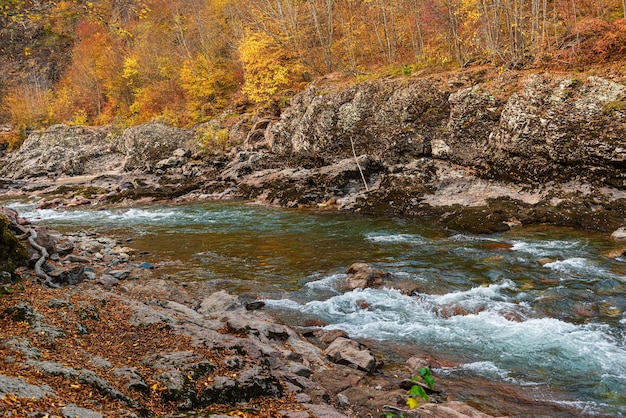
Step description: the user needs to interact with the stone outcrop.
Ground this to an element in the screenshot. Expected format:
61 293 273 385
0 121 196 180
117 122 194 172
2 70 626 234
0 125 117 179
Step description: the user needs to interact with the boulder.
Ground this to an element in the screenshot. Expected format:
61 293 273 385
344 262 390 290
119 122 193 172
0 125 118 179
0 214 28 273
32 226 57 255
324 337 382 373
50 264 85 285
0 374 56 400
61 405 103 418
112 367 149 393
198 290 243 315
200 365 283 405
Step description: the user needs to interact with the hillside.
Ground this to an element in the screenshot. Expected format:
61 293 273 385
2 0 626 148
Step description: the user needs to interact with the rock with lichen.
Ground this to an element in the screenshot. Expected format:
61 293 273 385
0 214 28 274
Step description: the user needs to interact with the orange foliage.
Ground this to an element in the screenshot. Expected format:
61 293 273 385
3 0 626 132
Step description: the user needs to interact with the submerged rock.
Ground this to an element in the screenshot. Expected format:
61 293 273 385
344 262 390 290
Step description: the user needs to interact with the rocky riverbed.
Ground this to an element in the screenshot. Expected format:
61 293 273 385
0 207 518 418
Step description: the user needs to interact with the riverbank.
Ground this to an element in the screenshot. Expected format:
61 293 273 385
0 207 530 418
2 68 626 236
3 201 625 417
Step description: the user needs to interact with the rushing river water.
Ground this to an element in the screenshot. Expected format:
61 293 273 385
6 200 626 417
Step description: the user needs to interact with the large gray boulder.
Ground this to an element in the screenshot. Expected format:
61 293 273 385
118 122 194 172
0 125 117 178
268 73 626 188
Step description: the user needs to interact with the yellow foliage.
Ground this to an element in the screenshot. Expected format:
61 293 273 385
122 57 140 88
180 54 237 121
239 31 296 104
197 124 234 152
406 397 420 409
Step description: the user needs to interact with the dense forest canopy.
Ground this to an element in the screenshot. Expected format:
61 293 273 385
1 0 626 146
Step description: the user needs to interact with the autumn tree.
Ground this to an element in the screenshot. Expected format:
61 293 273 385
239 30 304 104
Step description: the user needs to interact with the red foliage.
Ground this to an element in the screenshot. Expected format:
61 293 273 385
572 17 626 63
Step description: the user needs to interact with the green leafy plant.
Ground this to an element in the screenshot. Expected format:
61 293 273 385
406 367 434 409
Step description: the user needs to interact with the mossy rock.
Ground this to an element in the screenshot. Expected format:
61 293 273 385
0 215 28 273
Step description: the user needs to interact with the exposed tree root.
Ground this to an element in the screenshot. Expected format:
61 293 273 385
27 228 58 288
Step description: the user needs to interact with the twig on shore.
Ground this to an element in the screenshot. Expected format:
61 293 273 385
350 136 369 192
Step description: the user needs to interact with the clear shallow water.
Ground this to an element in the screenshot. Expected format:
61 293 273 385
6 199 626 417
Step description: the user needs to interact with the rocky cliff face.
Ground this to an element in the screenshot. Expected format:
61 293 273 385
2 70 626 234
269 72 626 188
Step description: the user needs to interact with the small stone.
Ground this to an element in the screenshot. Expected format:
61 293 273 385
89 356 113 370
324 337 382 373
139 262 154 270
46 298 73 309
109 270 131 280
0 271 12 284
64 254 91 263
50 264 85 285
537 257 556 266
344 262 390 290
604 248 626 259
406 356 431 374
318 329 349 345
87 243 105 254
245 300 265 311
173 148 191 158
337 393 350 406
98 275 119 290
611 227 626 242
295 393 312 403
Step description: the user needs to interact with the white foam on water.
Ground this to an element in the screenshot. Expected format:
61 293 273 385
542 257 619 283
437 361 528 384
266 285 626 393
543 399 614 417
22 208 112 223
511 240 580 257
4 201 37 210
304 273 345 292
20 206 201 226
365 232 425 244
543 257 590 273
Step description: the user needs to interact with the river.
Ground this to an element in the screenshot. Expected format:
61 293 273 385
6 200 626 417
